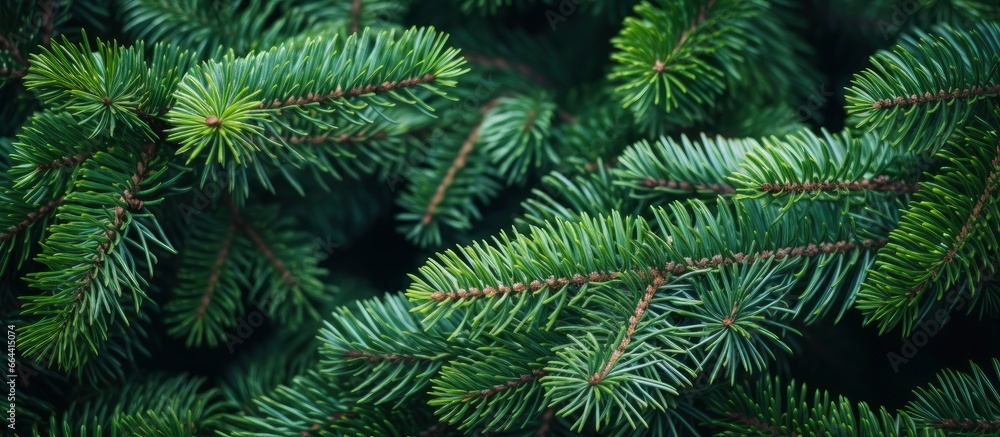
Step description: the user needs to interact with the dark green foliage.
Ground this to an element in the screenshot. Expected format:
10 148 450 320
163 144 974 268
846 22 1000 153
166 27 467 168
856 113 1000 334
610 0 818 133
1 0 999 435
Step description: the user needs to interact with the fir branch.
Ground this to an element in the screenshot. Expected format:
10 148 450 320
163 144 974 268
477 93 557 183
846 22 1000 153
35 151 102 170
427 271 617 302
261 104 434 184
66 143 158 305
40 373 226 435
196 219 236 320
664 0 715 59
670 260 800 384
430 333 557 431
319 293 470 406
907 359 1000 435
414 199 888 339
425 239 885 303
228 199 298 287
462 369 547 400
219 368 352 436
610 0 750 122
589 274 663 385
174 202 333 332
757 176 920 194
399 94 553 247
261 73 437 109
707 376 923 436
168 27 468 166
8 111 146 203
20 140 172 371
120 0 281 59
164 206 254 349
610 0 818 132
24 34 155 138
281 131 388 145
911 148 999 298
543 272 692 432
518 162 646 230
615 133 759 201
67 143 157 304
0 195 63 243
639 178 735 194
856 118 1000 334
236 204 337 329
733 128 924 206
871 84 1000 110
415 97 505 230
421 122 481 226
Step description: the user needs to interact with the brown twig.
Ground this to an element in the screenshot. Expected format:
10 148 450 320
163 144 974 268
66 143 159 313
462 369 547 399
759 176 921 194
872 84 1000 109
727 412 789 436
196 220 237 319
421 124 480 225
0 196 65 243
349 0 362 34
428 239 886 302
227 199 299 287
589 270 664 385
345 350 419 364
260 74 437 109
640 178 735 194
463 52 548 86
910 147 1000 298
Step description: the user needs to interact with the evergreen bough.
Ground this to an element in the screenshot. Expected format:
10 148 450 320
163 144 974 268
1 0 999 435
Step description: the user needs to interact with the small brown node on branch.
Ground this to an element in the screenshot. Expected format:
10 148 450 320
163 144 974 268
205 116 222 127
652 59 666 73
722 302 739 327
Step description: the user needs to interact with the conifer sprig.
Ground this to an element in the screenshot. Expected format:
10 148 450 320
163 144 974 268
610 0 754 124
2 0 999 434
732 129 923 205
614 133 758 199
907 359 1000 434
856 114 1000 334
18 142 176 370
167 27 468 167
846 21 1000 153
